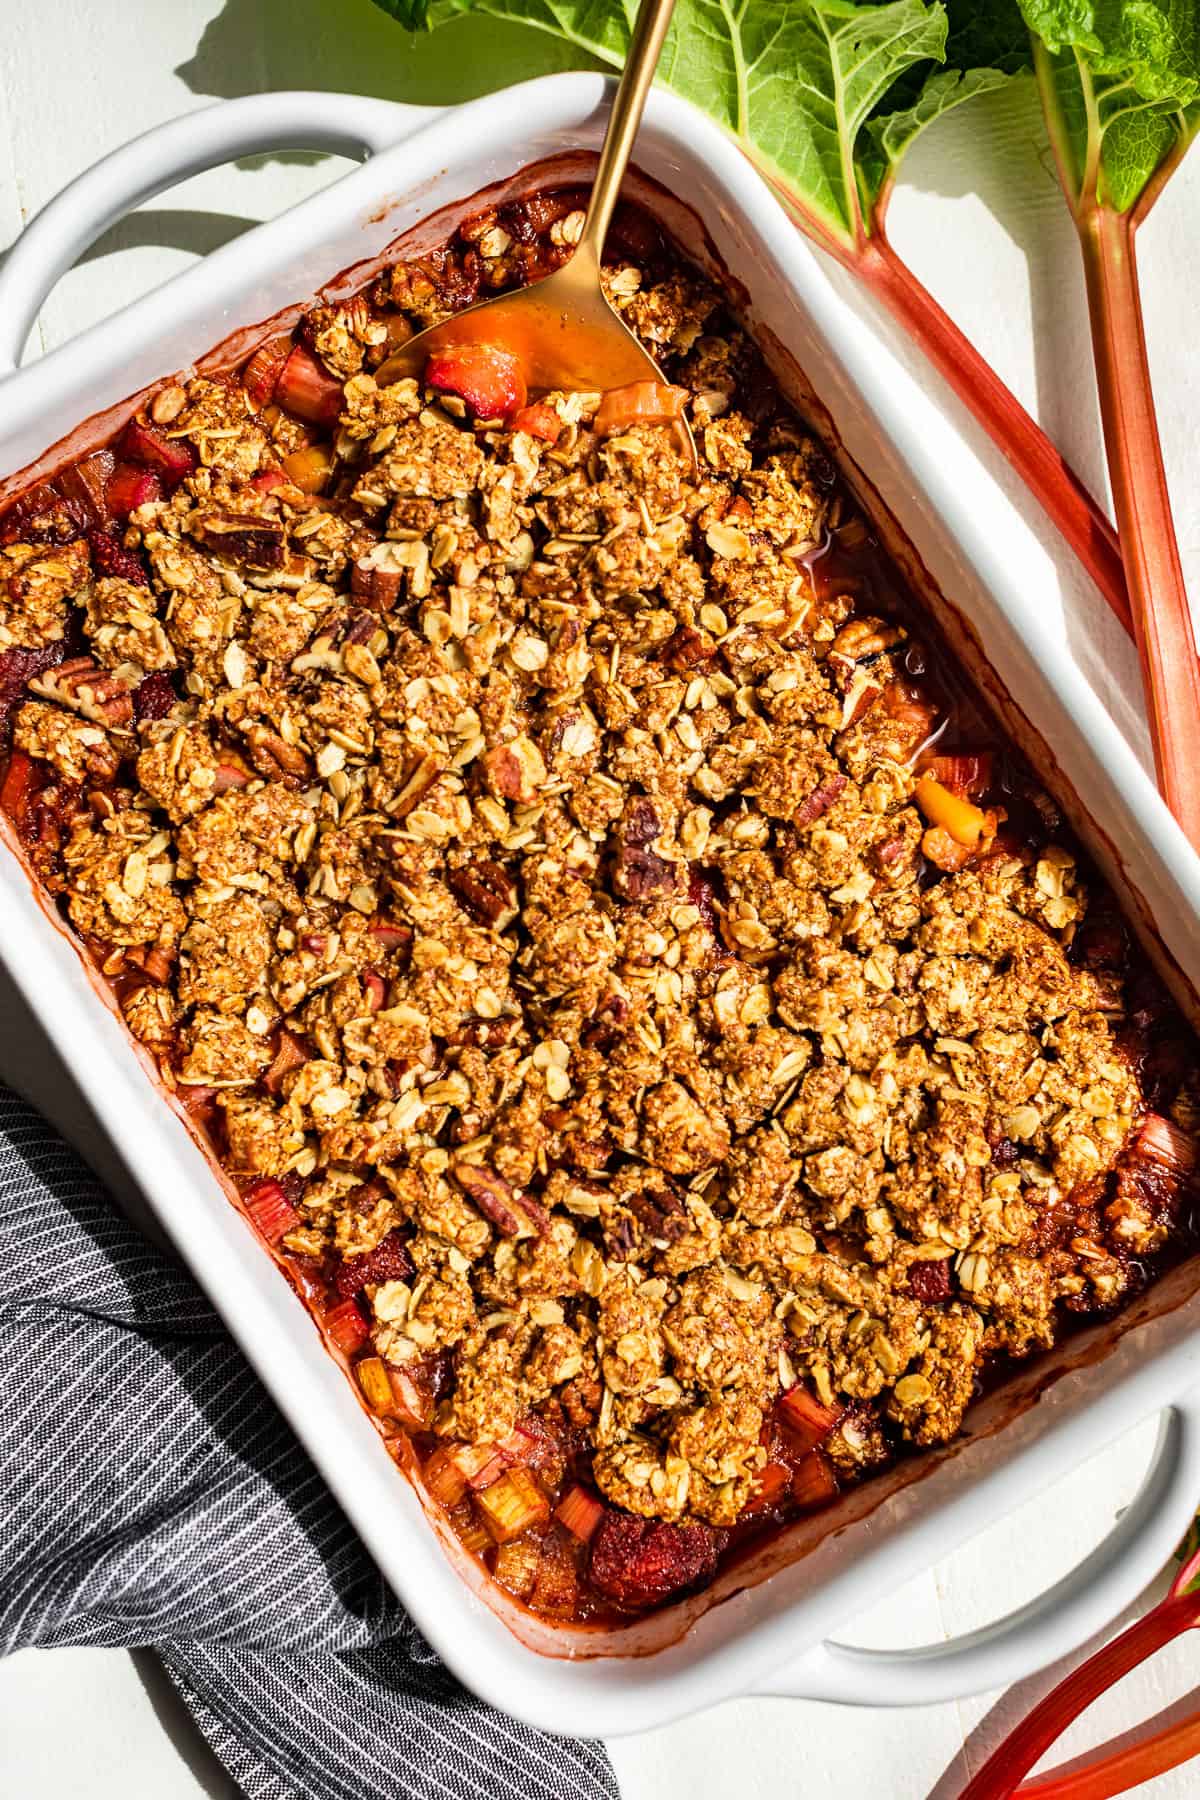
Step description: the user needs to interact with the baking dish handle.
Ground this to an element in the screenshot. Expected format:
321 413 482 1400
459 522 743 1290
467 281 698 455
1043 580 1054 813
0 91 440 374
753 1397 1200 1707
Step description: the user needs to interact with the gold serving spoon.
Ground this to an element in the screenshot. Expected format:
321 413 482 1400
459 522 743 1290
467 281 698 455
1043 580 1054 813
375 0 693 451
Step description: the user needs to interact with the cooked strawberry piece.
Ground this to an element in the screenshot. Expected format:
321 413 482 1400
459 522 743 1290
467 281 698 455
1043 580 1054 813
106 463 162 520
424 343 526 419
0 640 68 740
88 528 149 587
510 402 561 442
0 481 82 546
242 336 291 408
589 1512 719 1610
594 380 687 437
791 1451 839 1511
276 345 344 427
243 1177 300 1245
131 671 179 723
323 1297 370 1355
0 750 40 828
777 1383 842 1451
249 466 287 493
117 417 197 489
332 1228 414 1299
907 1259 953 1305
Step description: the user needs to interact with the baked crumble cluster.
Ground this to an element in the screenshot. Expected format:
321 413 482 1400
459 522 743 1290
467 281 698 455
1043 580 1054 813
2 194 1196 1604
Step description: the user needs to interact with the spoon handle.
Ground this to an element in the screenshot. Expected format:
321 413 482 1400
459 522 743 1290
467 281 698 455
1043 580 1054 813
578 0 677 264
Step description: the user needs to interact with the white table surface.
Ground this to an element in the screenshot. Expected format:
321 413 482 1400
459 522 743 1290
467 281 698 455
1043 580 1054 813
3 3 1200 1795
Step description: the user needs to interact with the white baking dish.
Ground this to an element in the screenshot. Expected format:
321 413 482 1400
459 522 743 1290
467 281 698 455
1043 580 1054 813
3 78 1200 1736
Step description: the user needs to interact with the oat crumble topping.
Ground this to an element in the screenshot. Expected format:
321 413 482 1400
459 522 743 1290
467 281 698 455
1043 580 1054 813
2 188 1197 1618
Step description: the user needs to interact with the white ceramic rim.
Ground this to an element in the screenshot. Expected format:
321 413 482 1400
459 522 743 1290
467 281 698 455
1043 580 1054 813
2 78 1200 1736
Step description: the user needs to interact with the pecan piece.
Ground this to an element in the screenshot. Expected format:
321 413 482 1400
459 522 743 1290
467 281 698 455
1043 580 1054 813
447 857 518 929
28 657 132 727
194 512 286 571
612 799 682 903
243 723 310 782
661 625 716 671
453 1162 547 1237
792 773 847 829
482 735 546 804
351 542 407 612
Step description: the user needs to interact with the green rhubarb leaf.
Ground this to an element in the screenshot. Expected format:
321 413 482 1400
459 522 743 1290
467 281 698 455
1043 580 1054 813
1017 0 1200 210
373 0 438 24
859 1 1030 198
416 0 956 245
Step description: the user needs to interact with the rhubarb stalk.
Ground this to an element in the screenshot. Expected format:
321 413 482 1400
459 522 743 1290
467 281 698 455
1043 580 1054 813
1021 4 1200 841
957 1543 1200 1800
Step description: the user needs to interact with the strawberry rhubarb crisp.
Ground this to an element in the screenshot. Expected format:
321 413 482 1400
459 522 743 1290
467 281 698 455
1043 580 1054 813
2 190 1197 1622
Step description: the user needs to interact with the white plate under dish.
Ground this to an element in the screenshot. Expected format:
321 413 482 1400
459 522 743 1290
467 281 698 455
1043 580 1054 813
3 78 1200 1736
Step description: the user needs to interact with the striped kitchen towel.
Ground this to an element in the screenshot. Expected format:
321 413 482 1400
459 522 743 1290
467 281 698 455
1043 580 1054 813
0 1085 618 1800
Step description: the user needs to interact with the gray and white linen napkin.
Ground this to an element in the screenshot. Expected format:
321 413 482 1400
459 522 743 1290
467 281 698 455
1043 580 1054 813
0 1085 618 1800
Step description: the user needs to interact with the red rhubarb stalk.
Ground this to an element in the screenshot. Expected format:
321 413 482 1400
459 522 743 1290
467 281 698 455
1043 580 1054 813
1075 204 1200 840
853 228 1129 632
958 1544 1200 1800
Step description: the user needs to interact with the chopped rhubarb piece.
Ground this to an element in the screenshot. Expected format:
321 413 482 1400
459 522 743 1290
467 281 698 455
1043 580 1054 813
510 402 562 443
276 345 344 428
424 1446 470 1507
743 1460 792 1516
87 527 149 587
777 1383 842 1452
791 1451 839 1512
387 1365 433 1432
106 463 162 520
589 1512 718 1610
1133 1112 1197 1172
493 1535 541 1598
242 336 291 408
355 1355 396 1416
474 1467 550 1544
323 1297 369 1355
457 1512 494 1556
594 380 688 437
915 750 994 798
263 1026 308 1095
281 444 333 494
131 671 178 723
57 451 115 530
554 1484 606 1544
0 751 38 828
424 343 526 419
117 416 197 489
243 1177 299 1245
